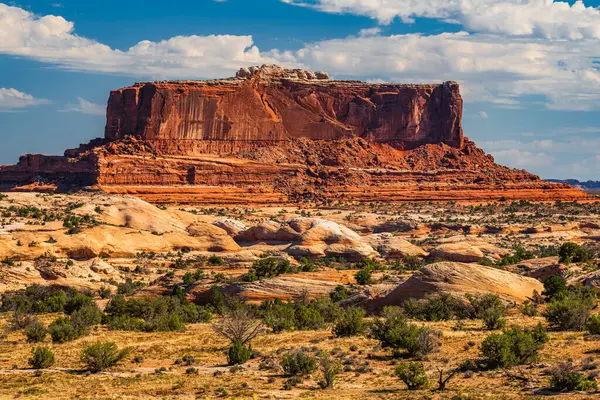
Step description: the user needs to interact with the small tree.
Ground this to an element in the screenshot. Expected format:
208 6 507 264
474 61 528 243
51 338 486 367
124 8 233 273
542 276 568 300
318 354 342 389
466 293 507 330
25 321 47 343
558 242 590 264
436 367 459 391
480 324 548 369
395 362 429 390
213 308 263 365
333 307 366 337
80 342 130 372
29 346 55 369
544 297 593 331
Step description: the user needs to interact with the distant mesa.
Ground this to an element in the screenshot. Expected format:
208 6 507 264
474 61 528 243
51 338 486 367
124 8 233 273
0 66 585 203
548 179 600 191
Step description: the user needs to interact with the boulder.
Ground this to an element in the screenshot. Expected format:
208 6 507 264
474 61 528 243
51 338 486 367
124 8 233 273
286 218 377 261
235 221 299 243
430 237 509 263
212 218 248 236
374 262 544 306
362 233 427 259
430 242 485 263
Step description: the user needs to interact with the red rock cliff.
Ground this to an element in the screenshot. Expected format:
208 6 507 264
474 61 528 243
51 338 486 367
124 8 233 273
105 65 463 153
0 65 585 203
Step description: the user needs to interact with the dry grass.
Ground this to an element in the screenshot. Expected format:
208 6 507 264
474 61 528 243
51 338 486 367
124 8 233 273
1 313 599 399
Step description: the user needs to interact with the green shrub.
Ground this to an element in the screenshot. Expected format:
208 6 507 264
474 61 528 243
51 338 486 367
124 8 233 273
64 292 94 315
181 304 212 323
404 293 469 321
116 279 146 296
497 246 534 267
0 286 85 315
228 341 252 365
370 306 440 358
48 317 77 343
208 255 224 266
353 258 385 271
25 321 47 343
466 293 504 316
243 258 294 282
70 304 102 335
401 255 423 271
9 311 35 330
28 346 55 369
281 351 317 376
98 286 112 299
550 364 598 392
310 299 342 324
105 295 200 332
354 268 373 285
480 306 507 330
480 324 548 369
395 362 429 390
108 315 146 331
333 307 366 337
80 342 129 372
466 293 507 330
171 285 186 304
330 285 350 303
542 276 568 300
263 300 296 333
399 325 441 358
298 257 317 272
558 242 590 264
544 297 594 331
318 355 341 389
294 305 326 331
520 301 539 317
586 315 600 334
283 375 303 390
261 298 340 334
550 363 598 392
146 313 185 332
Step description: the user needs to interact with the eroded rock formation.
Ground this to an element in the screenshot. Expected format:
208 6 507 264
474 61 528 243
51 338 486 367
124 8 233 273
0 65 585 203
104 65 464 151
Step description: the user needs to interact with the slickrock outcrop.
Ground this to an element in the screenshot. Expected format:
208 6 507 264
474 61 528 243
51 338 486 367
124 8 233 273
0 65 585 202
374 262 544 305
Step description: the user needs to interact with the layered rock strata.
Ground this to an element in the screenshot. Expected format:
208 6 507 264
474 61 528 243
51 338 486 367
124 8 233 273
0 65 585 203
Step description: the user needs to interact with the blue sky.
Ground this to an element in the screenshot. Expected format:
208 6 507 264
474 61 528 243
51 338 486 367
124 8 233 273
1 0 600 180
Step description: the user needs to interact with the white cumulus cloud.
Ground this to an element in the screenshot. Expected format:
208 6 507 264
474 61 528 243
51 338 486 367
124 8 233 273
269 32 600 110
1 4 600 110
0 88 49 111
282 0 600 40
0 4 280 79
60 98 105 116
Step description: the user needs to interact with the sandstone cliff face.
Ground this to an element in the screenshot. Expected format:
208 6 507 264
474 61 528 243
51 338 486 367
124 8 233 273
0 66 585 202
105 70 463 153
